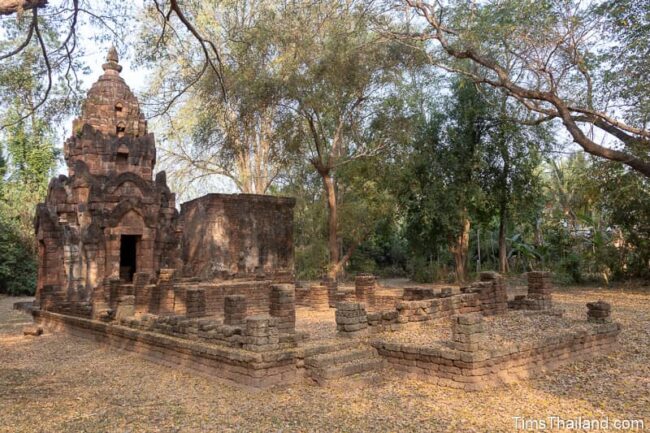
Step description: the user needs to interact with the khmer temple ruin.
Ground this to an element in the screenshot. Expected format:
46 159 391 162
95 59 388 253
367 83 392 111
34 47 182 314
34 48 295 321
30 49 621 390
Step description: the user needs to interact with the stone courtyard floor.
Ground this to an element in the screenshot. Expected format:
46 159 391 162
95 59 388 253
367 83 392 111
1 283 649 433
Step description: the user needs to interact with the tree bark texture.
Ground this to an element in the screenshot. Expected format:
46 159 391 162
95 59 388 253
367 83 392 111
450 216 471 283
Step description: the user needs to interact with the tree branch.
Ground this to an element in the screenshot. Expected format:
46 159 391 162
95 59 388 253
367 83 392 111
403 0 650 177
0 7 51 131
0 7 36 60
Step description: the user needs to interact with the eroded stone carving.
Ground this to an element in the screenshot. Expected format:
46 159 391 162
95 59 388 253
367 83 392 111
35 47 182 311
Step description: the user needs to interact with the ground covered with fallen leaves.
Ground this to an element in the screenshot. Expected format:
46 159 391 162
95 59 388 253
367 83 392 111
1 283 649 433
379 309 596 350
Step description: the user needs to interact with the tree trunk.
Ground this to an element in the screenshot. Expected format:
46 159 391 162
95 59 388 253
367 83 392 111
321 171 339 279
498 203 508 273
329 239 362 278
450 216 471 283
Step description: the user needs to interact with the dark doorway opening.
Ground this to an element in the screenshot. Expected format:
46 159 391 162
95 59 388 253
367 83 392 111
119 235 139 282
116 151 129 164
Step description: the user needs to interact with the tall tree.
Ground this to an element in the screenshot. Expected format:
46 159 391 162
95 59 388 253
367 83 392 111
139 0 295 196
277 0 418 278
400 0 650 177
400 78 545 281
482 94 546 273
598 0 650 129
0 106 58 295
399 78 490 282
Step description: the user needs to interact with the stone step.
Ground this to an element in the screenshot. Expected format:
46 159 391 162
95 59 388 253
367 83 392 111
309 357 384 383
5 317 32 324
0 321 33 328
305 347 378 369
301 340 360 358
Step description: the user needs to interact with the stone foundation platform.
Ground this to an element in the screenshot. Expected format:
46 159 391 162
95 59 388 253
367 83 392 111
33 310 298 388
371 317 620 391
31 273 622 391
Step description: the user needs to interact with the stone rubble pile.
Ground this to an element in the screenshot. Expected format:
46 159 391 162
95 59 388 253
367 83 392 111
587 300 612 323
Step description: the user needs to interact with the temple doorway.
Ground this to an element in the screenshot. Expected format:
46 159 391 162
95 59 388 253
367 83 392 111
119 235 139 282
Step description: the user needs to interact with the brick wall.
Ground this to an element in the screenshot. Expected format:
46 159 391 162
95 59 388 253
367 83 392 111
35 310 298 388
373 319 621 391
461 272 508 315
180 194 295 281
395 294 482 325
509 271 555 311
171 280 274 317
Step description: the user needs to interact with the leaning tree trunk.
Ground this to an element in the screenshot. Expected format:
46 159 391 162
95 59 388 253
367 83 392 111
329 239 362 279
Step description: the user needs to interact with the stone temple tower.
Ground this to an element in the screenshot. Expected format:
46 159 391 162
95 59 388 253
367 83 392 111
34 47 181 313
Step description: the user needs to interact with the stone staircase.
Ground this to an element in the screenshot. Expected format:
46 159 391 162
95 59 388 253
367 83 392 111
304 340 384 385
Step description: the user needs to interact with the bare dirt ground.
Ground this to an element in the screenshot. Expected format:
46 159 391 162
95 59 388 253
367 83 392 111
1 284 649 433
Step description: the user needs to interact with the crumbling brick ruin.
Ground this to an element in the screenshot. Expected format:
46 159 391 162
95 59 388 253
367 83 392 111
34 49 296 324
373 311 620 391
35 47 181 315
508 271 556 311
31 49 621 391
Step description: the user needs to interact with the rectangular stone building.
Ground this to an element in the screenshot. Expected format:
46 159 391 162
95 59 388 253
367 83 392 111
180 193 295 282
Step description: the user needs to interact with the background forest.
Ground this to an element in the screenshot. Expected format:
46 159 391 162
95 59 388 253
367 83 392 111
1 0 648 295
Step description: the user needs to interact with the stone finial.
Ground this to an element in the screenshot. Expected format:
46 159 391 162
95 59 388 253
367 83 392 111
107 45 119 63
103 46 123 73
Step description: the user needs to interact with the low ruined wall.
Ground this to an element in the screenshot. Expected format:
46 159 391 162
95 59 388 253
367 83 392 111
335 293 481 335
121 315 245 347
372 321 620 391
133 280 276 318
33 310 298 388
191 281 273 317
371 295 400 311
463 272 508 316
340 271 505 327
394 293 481 325
366 310 401 332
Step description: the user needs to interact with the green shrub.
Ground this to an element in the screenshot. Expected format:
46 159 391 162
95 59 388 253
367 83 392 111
558 253 583 284
0 216 37 296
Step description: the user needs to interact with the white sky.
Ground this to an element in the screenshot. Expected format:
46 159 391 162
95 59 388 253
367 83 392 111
4 2 611 196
